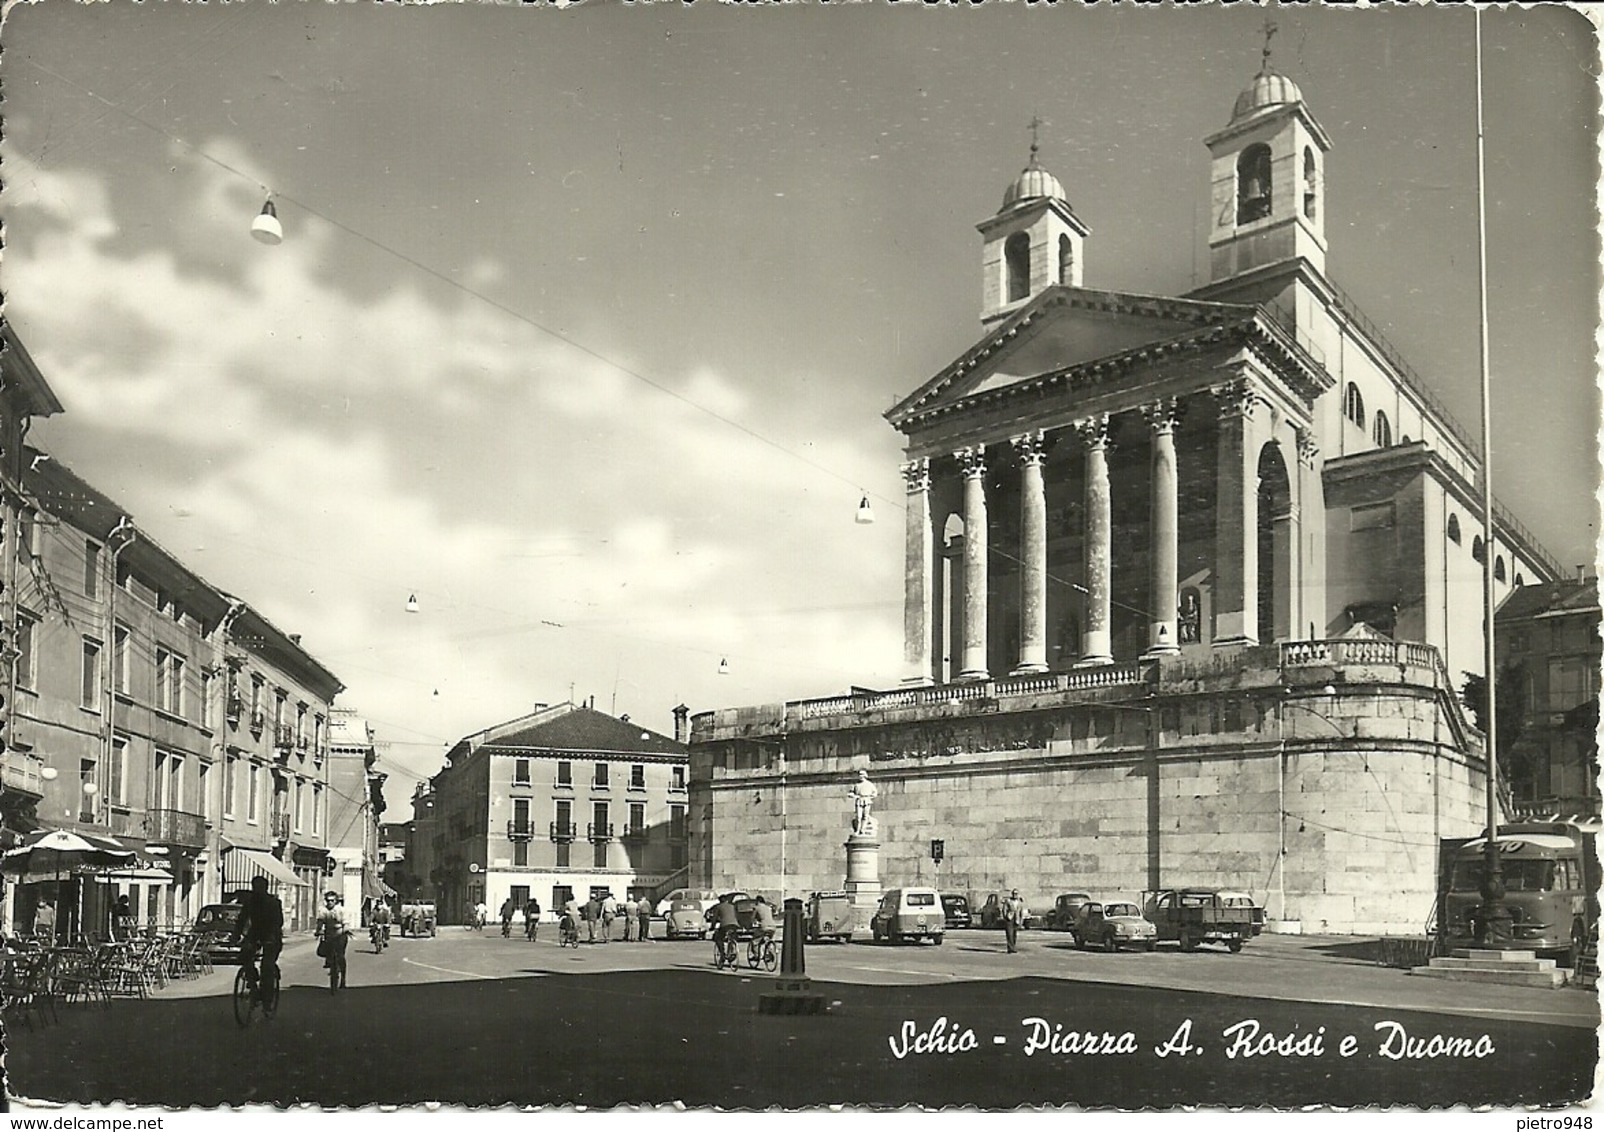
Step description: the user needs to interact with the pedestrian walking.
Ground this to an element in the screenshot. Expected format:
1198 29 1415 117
637 896 653 942
525 897 541 941
622 895 638 942
601 891 618 943
1003 889 1027 954
584 893 601 943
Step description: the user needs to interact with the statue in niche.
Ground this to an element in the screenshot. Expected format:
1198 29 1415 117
1178 588 1202 644
849 769 878 836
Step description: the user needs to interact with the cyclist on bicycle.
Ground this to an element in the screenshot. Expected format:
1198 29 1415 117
232 876 284 998
370 898 392 945
316 890 353 992
706 894 740 962
750 894 777 950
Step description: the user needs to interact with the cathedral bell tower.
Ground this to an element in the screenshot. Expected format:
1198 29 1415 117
1204 27 1331 284
977 118 1090 326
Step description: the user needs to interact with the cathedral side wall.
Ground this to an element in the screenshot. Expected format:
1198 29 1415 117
697 688 1486 935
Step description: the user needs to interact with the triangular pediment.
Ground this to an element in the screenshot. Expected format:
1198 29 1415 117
888 286 1257 427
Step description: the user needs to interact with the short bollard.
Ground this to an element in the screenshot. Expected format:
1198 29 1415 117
758 898 828 1015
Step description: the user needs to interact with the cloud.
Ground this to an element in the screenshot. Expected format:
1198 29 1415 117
4 149 906 805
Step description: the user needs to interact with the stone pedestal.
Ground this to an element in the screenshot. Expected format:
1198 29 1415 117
844 829 883 933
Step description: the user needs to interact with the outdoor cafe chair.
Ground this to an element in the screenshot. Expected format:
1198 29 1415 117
0 949 54 1028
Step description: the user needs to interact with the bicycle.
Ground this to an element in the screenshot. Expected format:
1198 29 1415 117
558 916 580 948
370 922 388 954
713 929 740 970
323 933 349 994
746 933 778 973
501 919 512 939
232 953 280 1028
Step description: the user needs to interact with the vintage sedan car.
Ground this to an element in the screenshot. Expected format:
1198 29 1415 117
805 891 854 943
1048 892 1093 934
664 889 718 940
940 893 972 930
1073 900 1158 952
193 902 245 964
976 891 1041 930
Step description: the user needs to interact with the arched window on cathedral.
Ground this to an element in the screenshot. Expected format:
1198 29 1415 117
1006 232 1031 303
1373 411 1393 448
1447 514 1461 545
1495 556 1507 583
1344 383 1366 430
1059 235 1073 286
1237 144 1272 223
1472 536 1485 564
1515 572 1525 587
1303 147 1318 220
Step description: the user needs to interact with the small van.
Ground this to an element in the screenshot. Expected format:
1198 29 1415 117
870 887 944 945
663 889 718 940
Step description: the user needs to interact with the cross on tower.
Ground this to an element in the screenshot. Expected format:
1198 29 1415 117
1028 113 1044 164
1261 17 1278 71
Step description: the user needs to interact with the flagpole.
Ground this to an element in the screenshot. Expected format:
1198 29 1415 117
1474 5 1511 947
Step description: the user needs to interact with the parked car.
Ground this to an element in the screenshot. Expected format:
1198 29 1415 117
1047 892 1093 934
940 893 972 930
708 891 758 939
1216 890 1267 936
193 903 245 964
976 891 1040 930
1073 899 1158 952
663 889 718 940
805 891 854 943
1142 887 1254 953
871 887 944 945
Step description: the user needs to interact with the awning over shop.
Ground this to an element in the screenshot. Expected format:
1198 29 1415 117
223 846 308 889
362 863 396 900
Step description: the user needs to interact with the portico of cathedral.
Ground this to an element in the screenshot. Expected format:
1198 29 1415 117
687 52 1562 935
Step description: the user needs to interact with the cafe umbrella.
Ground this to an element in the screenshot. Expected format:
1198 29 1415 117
2 829 136 942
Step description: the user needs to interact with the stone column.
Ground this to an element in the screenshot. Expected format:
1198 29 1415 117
1212 380 1260 647
901 458 934 686
1144 400 1181 656
956 445 989 681
1012 432 1049 674
1294 425 1320 641
1075 415 1114 665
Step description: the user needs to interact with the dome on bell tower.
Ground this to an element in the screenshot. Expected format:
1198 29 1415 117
1231 69 1304 122
1001 162 1067 212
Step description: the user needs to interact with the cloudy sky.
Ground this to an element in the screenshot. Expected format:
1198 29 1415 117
1 1 1597 813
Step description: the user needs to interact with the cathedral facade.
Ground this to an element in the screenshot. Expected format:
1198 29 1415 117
687 60 1559 935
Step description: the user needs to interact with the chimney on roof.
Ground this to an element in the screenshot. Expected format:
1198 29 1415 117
289 634 301 645
672 703 690 745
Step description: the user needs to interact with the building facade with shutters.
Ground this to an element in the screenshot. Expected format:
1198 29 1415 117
417 702 690 926
0 419 344 937
688 57 1564 935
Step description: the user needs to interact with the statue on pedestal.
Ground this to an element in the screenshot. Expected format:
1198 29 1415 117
849 770 878 837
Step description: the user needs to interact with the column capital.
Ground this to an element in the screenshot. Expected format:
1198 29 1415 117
1141 398 1182 435
955 445 987 479
1211 379 1262 422
1010 430 1049 466
1295 425 1320 468
1072 414 1112 450
900 457 931 493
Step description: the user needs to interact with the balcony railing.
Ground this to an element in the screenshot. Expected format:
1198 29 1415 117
107 807 144 840
296 734 309 751
227 697 245 724
506 821 536 842
620 824 647 842
274 724 295 750
270 811 291 842
146 808 206 852
0 751 45 797
550 821 577 843
587 822 614 843
250 709 266 732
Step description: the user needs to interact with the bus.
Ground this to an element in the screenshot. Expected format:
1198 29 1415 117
1437 821 1599 966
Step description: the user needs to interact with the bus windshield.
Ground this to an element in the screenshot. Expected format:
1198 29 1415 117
1451 858 1557 893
